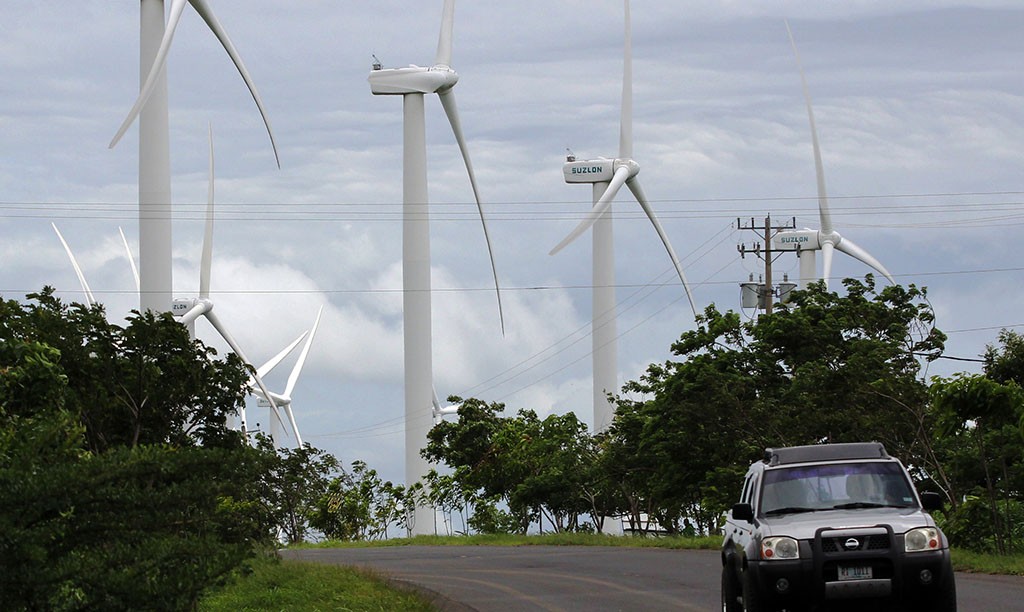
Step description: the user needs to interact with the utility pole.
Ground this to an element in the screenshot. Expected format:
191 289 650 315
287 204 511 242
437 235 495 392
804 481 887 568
737 215 797 314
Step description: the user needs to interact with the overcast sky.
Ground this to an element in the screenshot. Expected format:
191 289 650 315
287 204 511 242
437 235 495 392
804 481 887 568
3 1 1023 483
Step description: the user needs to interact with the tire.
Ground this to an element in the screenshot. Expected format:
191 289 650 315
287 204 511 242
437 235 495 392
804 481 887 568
741 568 765 612
907 571 956 612
929 572 957 612
722 564 742 612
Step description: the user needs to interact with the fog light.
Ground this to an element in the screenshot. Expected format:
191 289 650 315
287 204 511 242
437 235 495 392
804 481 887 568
919 569 933 584
776 578 790 593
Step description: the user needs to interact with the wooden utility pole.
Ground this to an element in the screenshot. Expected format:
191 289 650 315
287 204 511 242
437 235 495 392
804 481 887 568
737 215 796 314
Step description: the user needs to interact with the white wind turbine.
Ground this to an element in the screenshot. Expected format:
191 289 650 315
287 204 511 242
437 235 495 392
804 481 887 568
110 0 279 315
551 0 698 434
250 306 324 448
368 0 503 536
173 126 286 441
771 21 894 290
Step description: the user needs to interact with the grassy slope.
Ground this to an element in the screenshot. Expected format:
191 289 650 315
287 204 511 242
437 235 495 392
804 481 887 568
198 554 436 612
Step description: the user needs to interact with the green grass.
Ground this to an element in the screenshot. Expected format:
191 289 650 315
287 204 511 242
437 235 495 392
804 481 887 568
951 549 1024 576
198 554 436 612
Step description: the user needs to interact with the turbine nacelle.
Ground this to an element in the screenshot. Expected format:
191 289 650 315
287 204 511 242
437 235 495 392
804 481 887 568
368 64 459 95
772 228 822 252
563 158 640 185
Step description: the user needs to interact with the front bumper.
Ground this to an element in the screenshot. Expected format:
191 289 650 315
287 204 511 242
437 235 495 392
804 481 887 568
746 525 953 608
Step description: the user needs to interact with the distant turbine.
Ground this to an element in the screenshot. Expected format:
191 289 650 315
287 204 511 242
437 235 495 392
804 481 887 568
368 0 503 535
110 0 279 315
550 0 698 433
251 306 324 448
771 21 894 290
173 126 283 440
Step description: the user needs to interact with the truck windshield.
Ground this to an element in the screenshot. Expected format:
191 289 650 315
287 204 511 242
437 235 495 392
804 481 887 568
760 462 915 515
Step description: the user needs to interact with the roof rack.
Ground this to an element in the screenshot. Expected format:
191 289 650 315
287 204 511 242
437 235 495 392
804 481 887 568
764 443 889 466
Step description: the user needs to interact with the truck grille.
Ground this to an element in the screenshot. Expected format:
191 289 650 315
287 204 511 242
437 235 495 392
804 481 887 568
821 533 890 553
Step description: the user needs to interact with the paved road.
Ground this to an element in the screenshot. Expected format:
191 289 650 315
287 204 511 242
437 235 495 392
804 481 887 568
283 546 1024 611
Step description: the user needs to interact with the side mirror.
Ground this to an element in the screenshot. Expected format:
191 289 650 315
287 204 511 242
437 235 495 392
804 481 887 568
731 503 754 522
920 491 944 512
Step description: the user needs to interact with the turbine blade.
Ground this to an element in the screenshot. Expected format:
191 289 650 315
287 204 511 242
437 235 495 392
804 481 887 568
625 178 699 319
208 309 288 435
835 236 895 284
435 0 456 67
821 240 835 289
283 306 323 397
438 89 506 334
188 0 281 168
200 123 215 299
51 223 95 306
785 20 833 234
110 0 189 149
255 331 308 379
284 404 303 447
620 0 633 160
118 227 140 292
549 165 630 256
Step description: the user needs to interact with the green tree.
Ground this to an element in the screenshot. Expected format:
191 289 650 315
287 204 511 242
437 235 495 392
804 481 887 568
608 277 944 527
310 460 411 540
930 372 1024 553
424 400 598 534
1 289 250 451
257 438 340 544
1 289 279 610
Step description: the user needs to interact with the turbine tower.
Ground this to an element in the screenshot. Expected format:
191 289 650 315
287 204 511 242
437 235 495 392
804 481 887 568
368 0 503 536
550 0 698 433
771 21 894 290
110 0 279 314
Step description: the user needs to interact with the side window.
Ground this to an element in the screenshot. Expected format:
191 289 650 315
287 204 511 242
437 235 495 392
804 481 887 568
749 475 761 511
740 474 754 504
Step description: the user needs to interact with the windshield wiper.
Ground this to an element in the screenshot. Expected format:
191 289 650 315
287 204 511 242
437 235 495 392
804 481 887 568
764 506 817 516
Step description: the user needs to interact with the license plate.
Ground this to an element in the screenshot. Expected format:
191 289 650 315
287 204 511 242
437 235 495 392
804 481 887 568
838 565 873 581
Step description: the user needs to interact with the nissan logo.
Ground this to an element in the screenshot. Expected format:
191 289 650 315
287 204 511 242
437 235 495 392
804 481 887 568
844 538 861 551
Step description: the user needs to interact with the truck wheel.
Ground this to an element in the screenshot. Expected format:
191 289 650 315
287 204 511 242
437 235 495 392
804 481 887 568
929 572 957 612
722 565 742 612
741 570 765 612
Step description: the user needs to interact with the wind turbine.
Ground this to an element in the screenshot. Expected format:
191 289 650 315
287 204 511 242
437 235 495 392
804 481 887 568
550 0 698 434
110 0 279 315
250 306 324 448
771 21 894 290
173 125 284 441
368 0 503 536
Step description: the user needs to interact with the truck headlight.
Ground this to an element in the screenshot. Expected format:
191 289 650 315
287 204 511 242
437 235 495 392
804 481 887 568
762 536 800 560
905 527 941 552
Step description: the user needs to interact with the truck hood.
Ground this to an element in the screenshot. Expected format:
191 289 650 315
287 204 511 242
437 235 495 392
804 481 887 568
758 507 937 540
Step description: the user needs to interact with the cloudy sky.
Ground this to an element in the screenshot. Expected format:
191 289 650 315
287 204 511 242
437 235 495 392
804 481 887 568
3 1 1023 483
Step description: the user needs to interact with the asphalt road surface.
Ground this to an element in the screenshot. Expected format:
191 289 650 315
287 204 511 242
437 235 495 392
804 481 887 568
283 545 1024 611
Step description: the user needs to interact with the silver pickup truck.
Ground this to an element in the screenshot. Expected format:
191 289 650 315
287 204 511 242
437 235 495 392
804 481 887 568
721 442 955 612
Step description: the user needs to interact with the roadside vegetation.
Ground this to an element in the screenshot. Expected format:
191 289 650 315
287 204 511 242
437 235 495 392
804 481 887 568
199 554 436 612
4 276 1024 610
